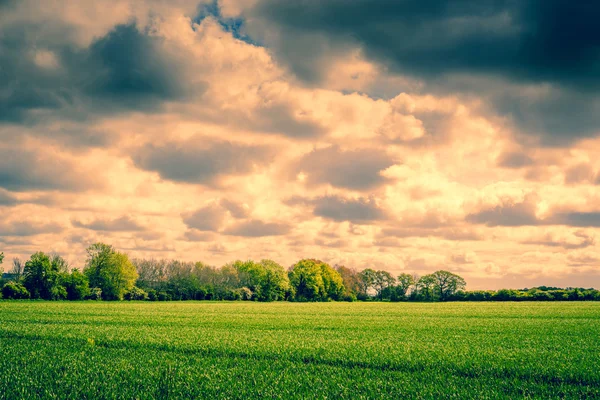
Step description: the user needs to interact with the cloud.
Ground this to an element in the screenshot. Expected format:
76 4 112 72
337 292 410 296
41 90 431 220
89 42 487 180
0 147 97 192
0 189 18 206
0 21 189 124
466 197 540 227
0 220 64 236
243 0 600 143
564 163 595 184
223 220 291 237
220 199 249 219
380 227 482 241
133 139 273 185
310 195 387 223
292 146 396 190
550 212 600 228
182 204 226 232
182 229 216 242
522 231 595 250
496 151 534 169
72 216 145 232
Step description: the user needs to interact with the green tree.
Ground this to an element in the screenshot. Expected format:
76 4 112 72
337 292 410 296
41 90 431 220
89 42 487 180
84 243 138 300
320 262 345 301
373 270 396 300
396 273 415 300
431 270 467 301
288 259 344 301
2 281 30 299
63 270 91 300
288 259 325 301
0 252 4 267
23 252 67 300
258 259 291 301
335 265 360 300
358 268 377 298
416 274 437 301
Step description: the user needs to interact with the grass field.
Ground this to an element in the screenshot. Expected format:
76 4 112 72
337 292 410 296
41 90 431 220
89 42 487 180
0 302 599 399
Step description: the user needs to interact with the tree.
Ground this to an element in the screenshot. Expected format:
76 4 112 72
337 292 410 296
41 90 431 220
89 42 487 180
416 274 437 301
373 270 396 300
396 273 415 299
335 265 361 300
0 252 4 267
84 243 138 300
431 270 467 301
320 262 345 301
258 259 291 301
11 258 24 282
358 268 377 298
288 259 344 301
2 281 30 299
63 270 90 300
23 252 67 300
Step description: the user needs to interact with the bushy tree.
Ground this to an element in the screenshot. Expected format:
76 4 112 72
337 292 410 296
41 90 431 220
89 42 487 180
335 265 360 301
63 270 90 300
395 273 415 300
84 243 138 300
10 258 24 282
358 268 377 299
23 252 67 300
124 286 148 300
373 270 396 300
2 281 30 299
431 270 467 301
288 259 345 301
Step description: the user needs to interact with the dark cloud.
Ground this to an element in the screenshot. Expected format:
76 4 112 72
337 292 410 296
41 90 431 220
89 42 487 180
0 220 64 236
550 212 600 228
310 195 387 223
182 204 226 232
223 220 291 237
252 0 600 89
293 146 396 190
497 151 534 169
133 139 273 185
220 199 249 219
466 197 540 226
248 0 600 143
564 163 595 184
0 147 96 192
0 21 188 124
81 23 186 108
72 216 145 232
0 189 17 206
522 231 595 250
380 227 482 241
182 229 216 242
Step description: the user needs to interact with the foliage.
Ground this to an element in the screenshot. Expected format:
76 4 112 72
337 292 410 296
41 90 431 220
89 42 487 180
2 281 30 299
124 286 148 301
23 252 67 300
288 259 345 301
84 243 138 300
63 270 90 301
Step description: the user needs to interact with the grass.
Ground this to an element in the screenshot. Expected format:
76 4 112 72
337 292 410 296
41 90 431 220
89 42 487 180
0 301 599 399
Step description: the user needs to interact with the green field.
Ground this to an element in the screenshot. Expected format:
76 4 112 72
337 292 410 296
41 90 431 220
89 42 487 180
1 302 599 399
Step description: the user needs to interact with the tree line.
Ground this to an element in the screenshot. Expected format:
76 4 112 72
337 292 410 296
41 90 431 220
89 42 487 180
1 247 599 301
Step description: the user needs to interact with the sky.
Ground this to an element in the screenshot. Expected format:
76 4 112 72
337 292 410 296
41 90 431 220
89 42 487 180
1 0 600 289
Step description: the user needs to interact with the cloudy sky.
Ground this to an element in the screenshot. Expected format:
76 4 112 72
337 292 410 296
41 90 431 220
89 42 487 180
1 0 600 289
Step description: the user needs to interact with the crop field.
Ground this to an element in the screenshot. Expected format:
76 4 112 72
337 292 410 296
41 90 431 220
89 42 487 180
0 302 599 399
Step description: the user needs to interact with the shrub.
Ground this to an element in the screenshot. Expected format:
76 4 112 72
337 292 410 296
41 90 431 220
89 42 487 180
2 282 30 299
86 287 103 300
124 286 148 301
147 289 158 301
